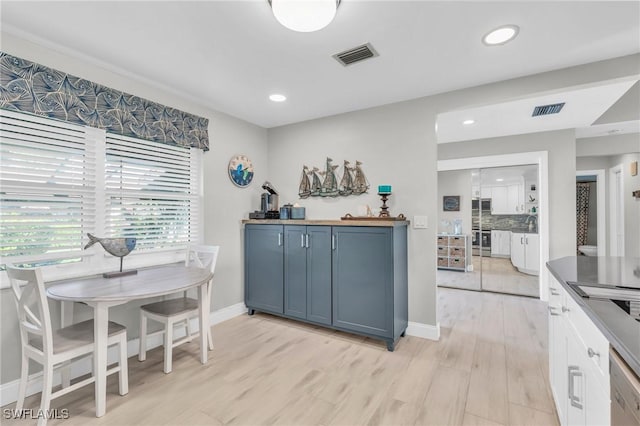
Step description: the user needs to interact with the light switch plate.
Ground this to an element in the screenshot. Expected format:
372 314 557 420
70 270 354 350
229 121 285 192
413 215 428 229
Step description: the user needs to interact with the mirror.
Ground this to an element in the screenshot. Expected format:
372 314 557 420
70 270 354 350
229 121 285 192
437 164 541 297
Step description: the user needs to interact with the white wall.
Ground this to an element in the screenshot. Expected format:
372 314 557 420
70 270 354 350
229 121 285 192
438 170 473 235
0 33 268 384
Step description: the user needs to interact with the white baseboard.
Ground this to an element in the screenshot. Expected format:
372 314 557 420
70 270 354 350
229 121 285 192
406 321 440 341
0 302 247 407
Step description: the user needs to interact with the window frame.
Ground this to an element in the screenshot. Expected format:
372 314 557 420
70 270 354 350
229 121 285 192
0 111 204 288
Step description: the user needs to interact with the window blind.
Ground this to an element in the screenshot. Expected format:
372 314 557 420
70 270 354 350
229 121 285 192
104 133 201 252
0 109 96 264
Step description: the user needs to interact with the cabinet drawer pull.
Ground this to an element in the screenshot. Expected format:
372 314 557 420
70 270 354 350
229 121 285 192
305 234 309 248
332 235 336 250
301 234 305 248
548 306 560 316
550 288 560 296
587 347 600 359
520 237 524 244
561 306 570 313
568 365 583 410
278 232 282 246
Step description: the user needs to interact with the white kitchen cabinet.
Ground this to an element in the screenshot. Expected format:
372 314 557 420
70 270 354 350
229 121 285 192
547 274 611 426
481 186 492 198
548 281 567 424
491 230 511 257
507 183 525 213
510 232 539 275
491 186 509 214
488 180 525 215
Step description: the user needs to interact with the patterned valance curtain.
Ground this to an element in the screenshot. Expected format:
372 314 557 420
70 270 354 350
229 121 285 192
576 182 590 247
0 52 209 151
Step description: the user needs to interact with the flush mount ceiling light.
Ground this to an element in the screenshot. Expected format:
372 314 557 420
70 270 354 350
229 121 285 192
496 178 504 182
482 25 519 46
269 0 340 32
269 94 287 102
463 119 475 125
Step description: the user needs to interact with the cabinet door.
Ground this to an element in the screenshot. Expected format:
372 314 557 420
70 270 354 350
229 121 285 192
507 184 520 213
566 329 587 426
524 234 540 272
306 226 332 325
245 225 284 313
548 277 567 425
491 186 509 214
491 231 500 256
510 232 525 269
332 227 393 338
499 231 511 255
284 225 307 319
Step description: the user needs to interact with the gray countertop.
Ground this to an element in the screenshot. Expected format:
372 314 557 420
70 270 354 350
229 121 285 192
546 256 640 377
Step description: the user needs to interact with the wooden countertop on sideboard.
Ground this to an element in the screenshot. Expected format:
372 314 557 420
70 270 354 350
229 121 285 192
242 219 410 227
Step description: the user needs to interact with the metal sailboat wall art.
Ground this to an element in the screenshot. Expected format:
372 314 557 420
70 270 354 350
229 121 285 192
298 158 369 198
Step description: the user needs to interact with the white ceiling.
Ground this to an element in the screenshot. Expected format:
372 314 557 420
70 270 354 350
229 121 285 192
436 80 638 143
575 120 640 139
1 1 639 129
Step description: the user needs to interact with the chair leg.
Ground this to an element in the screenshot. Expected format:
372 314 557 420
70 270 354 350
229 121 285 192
37 364 53 426
60 360 71 389
16 353 29 412
163 322 173 374
118 334 129 395
207 326 214 351
138 311 147 362
185 319 192 341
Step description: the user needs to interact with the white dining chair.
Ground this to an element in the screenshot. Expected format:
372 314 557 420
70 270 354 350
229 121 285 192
6 265 128 426
138 245 219 373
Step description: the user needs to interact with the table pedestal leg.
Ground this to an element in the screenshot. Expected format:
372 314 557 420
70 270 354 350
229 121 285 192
93 304 108 417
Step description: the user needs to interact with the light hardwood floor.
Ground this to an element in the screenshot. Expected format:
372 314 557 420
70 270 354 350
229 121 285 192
4 289 558 426
437 256 539 297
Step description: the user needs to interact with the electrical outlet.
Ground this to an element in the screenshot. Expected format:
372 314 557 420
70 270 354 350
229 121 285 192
413 215 428 229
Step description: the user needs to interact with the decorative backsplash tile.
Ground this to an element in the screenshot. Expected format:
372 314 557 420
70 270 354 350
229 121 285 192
472 213 538 233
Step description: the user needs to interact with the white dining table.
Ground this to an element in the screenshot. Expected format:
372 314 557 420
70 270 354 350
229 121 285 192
46 263 213 417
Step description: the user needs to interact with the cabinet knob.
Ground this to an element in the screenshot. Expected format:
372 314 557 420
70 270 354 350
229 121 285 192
561 306 570 313
548 306 560 316
587 347 600 359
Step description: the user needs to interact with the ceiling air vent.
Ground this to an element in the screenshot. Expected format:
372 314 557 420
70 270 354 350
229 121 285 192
333 43 379 66
532 102 565 117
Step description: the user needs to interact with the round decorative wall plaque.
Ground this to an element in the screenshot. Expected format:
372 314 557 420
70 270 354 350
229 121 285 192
228 155 254 187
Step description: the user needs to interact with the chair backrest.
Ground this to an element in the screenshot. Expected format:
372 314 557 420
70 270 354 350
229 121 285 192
185 245 220 275
6 265 53 356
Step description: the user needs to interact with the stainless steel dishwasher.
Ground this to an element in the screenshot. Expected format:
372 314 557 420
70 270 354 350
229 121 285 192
611 349 640 426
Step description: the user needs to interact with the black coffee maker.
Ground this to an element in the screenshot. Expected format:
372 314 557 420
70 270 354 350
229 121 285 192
249 181 280 219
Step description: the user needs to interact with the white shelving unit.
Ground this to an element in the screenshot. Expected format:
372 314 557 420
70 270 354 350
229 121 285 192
437 234 471 272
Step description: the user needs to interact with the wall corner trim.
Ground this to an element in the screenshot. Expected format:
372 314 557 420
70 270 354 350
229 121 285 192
406 321 440 341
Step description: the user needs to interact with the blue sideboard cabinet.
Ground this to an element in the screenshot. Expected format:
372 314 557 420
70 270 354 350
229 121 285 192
244 221 408 351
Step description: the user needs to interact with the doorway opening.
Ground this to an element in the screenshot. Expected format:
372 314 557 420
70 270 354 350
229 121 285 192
437 151 550 301
437 164 540 297
575 170 606 257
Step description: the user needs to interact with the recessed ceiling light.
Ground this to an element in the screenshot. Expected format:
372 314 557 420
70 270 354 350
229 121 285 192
496 178 504 182
482 25 519 46
269 94 287 102
463 119 475 125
